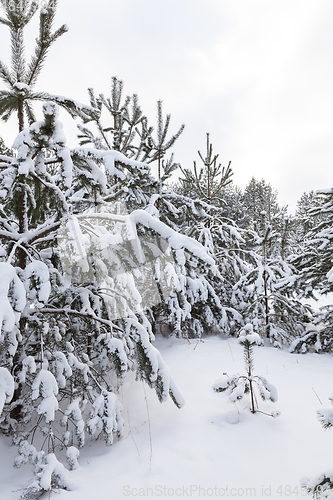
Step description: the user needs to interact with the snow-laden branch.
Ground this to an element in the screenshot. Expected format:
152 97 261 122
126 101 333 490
130 209 215 266
33 307 123 332
75 209 215 267
0 367 14 415
71 146 148 180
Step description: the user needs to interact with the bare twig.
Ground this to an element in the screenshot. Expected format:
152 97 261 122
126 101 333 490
142 381 153 469
227 339 235 362
312 387 323 405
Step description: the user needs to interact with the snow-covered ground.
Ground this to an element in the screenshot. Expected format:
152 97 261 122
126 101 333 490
1 335 332 500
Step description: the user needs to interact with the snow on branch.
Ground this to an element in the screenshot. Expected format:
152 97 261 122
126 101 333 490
0 262 26 336
30 92 100 122
128 316 185 408
31 369 59 423
129 209 215 266
71 146 148 180
87 390 124 446
0 367 14 415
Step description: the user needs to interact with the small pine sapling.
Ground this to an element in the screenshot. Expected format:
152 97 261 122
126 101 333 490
318 395 333 431
301 395 333 498
213 324 279 416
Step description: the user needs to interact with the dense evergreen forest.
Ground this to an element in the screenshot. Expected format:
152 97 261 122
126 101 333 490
0 1 332 497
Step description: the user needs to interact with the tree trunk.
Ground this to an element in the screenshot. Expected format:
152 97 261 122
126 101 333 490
18 98 24 133
10 317 26 420
11 101 27 420
246 344 256 413
263 272 270 339
18 187 27 270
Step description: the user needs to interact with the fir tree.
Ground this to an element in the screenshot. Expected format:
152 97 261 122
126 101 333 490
233 217 311 347
0 0 98 133
78 78 159 215
242 177 296 259
172 134 249 336
219 183 248 227
77 79 185 213
294 191 323 244
0 100 204 495
241 177 280 234
78 87 229 340
292 188 333 296
0 101 194 491
148 100 185 195
78 77 147 156
290 188 333 353
179 132 232 209
301 394 333 498
0 5 219 494
213 323 279 416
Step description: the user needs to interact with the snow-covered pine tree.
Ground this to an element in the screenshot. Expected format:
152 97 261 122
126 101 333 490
213 323 279 416
171 134 251 336
241 177 297 259
77 78 185 213
77 86 231 338
0 4 217 494
241 177 280 232
290 188 333 353
0 100 200 493
293 191 324 252
292 188 333 295
137 132 236 338
179 133 233 208
219 183 248 227
301 394 333 498
148 99 185 196
0 0 98 132
233 216 311 347
302 467 333 499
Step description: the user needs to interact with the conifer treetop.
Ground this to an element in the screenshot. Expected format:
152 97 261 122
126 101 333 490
180 133 233 206
0 0 99 131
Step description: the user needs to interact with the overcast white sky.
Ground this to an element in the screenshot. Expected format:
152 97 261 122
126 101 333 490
1 0 333 212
